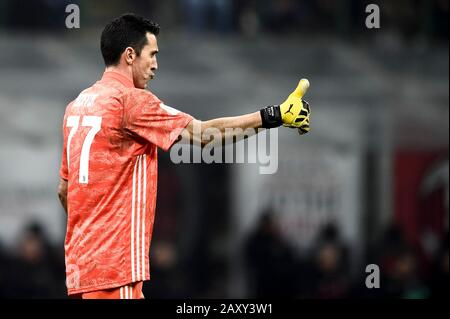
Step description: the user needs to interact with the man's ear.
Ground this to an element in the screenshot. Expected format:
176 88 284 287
124 47 136 65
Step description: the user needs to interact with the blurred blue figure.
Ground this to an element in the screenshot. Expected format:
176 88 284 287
181 0 234 33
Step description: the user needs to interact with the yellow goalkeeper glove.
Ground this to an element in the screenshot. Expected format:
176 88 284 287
280 79 311 134
260 79 311 135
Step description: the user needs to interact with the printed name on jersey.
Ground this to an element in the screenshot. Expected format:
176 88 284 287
74 93 98 107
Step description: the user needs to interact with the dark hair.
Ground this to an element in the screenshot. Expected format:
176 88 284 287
101 13 160 66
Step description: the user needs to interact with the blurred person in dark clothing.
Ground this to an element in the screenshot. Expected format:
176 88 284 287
144 241 187 298
180 0 235 33
302 223 351 299
237 0 303 34
260 0 301 33
383 246 430 298
372 224 430 298
244 210 299 298
4 222 65 298
375 224 407 279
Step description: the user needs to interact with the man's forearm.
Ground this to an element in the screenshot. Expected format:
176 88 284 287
202 111 262 133
180 112 263 147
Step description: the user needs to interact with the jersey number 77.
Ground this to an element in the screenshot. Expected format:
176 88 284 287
66 115 102 184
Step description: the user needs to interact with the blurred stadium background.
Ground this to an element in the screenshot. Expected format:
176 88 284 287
0 0 448 298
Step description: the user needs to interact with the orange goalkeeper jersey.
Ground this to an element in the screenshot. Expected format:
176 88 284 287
59 71 193 295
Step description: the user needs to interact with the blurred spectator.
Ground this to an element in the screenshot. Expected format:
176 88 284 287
377 224 409 273
3 221 65 298
383 246 430 298
258 0 301 33
244 209 300 298
370 224 430 298
237 0 304 35
180 0 235 33
144 241 187 298
301 223 351 298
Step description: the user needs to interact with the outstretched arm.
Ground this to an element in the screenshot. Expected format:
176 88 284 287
175 79 311 147
177 112 262 147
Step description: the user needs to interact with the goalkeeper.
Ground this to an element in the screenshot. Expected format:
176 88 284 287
57 13 311 299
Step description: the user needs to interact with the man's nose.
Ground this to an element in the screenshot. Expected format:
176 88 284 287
152 59 158 71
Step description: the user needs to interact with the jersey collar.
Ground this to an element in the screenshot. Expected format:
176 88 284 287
102 70 135 88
